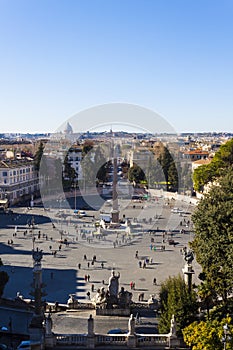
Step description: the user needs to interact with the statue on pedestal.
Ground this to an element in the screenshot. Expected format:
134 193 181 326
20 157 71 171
108 270 120 298
169 314 177 336
128 314 135 335
44 313 53 335
183 249 194 265
93 270 133 311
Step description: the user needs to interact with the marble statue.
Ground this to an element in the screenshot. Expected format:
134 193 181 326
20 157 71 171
170 314 177 336
108 270 120 297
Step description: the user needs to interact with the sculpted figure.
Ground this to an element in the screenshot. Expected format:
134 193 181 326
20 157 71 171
170 314 177 336
108 270 120 297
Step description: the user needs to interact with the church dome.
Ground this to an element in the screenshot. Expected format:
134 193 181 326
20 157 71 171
64 122 73 134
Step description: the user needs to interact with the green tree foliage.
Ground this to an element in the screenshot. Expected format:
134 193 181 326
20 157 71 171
154 143 179 191
0 271 9 297
128 164 146 184
191 169 233 308
34 141 44 171
193 138 233 191
197 280 215 320
158 274 198 336
63 154 77 183
183 316 233 350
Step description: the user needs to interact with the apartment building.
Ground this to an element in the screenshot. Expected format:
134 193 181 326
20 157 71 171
0 160 39 205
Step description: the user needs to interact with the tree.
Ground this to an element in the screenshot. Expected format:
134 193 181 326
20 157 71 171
183 316 233 350
191 169 233 310
128 164 145 184
193 138 233 191
34 141 44 171
197 280 215 320
63 153 77 187
158 274 198 336
154 143 179 192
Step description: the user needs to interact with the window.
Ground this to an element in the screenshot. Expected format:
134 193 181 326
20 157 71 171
2 171 7 177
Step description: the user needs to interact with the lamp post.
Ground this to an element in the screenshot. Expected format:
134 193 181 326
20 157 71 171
73 180 78 212
222 323 231 350
57 198 64 241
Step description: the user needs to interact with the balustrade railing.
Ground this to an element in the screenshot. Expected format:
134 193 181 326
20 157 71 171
55 334 87 345
136 333 168 345
55 332 169 347
96 334 127 345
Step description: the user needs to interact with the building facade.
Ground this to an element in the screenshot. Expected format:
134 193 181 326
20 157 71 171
0 160 39 205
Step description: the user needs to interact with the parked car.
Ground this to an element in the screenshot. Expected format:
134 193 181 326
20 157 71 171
17 341 31 350
107 328 127 334
74 210 86 217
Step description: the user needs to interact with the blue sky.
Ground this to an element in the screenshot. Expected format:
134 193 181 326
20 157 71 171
0 0 233 133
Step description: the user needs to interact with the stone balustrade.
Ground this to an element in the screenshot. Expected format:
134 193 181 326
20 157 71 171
44 314 180 349
53 332 172 348
55 334 87 346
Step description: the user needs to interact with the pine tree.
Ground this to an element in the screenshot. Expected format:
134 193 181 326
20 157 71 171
34 141 44 172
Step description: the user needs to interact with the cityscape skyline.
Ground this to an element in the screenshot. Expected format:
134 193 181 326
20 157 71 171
0 0 233 133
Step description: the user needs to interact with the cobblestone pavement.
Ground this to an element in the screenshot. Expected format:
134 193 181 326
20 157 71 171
0 195 201 310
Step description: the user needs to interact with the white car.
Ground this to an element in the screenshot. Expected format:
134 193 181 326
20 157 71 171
171 208 183 213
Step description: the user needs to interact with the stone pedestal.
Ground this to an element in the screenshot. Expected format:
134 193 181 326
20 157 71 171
87 336 95 349
127 335 137 348
182 264 194 292
28 326 44 349
127 314 136 348
168 335 180 348
44 314 55 348
111 210 119 223
44 335 55 349
87 315 95 349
